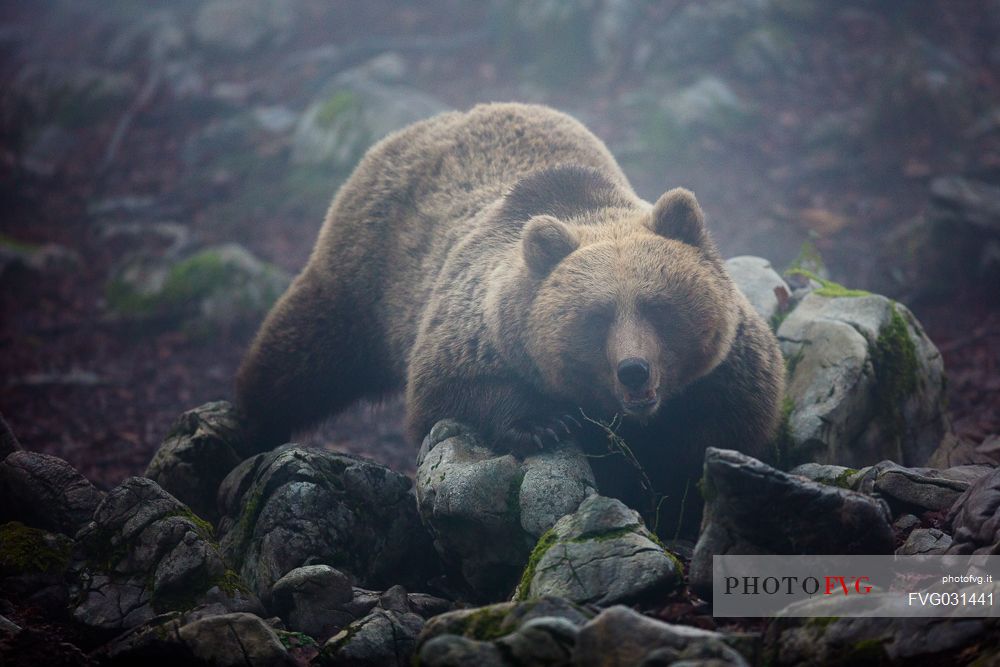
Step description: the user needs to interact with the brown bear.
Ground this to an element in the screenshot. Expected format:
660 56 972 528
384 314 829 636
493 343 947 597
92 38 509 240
237 102 785 533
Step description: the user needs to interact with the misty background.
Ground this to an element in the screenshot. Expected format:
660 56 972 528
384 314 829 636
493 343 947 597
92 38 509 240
1 0 998 487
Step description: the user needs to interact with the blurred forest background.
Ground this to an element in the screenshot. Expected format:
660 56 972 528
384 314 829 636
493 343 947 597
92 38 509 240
1 0 998 488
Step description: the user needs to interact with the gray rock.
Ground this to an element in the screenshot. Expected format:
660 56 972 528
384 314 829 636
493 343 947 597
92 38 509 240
419 597 592 643
893 513 920 532
789 462 867 490
290 62 449 169
0 614 20 637
70 477 259 631
947 467 1000 554
897 527 952 555
0 413 22 461
269 565 354 641
574 606 748 667
690 449 894 596
725 255 789 323
0 451 103 535
777 291 947 467
415 420 595 600
660 76 750 131
930 176 1000 234
865 462 986 512
179 612 295 666
217 445 439 603
417 635 506 667
193 0 297 54
514 495 683 606
766 594 997 666
106 243 291 332
319 608 424 667
145 401 247 522
0 237 82 280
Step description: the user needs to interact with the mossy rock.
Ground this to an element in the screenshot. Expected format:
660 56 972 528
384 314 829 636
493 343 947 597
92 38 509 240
0 521 73 576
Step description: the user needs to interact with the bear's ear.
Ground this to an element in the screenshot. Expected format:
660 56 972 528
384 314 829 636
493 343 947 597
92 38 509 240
650 188 710 248
522 215 579 276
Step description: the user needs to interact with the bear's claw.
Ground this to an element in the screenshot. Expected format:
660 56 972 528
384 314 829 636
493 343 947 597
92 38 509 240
503 413 581 456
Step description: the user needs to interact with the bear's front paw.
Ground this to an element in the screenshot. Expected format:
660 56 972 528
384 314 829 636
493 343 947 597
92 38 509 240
502 413 581 456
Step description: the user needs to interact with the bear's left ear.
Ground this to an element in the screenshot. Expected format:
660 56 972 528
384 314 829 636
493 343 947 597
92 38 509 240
650 188 711 249
522 215 579 276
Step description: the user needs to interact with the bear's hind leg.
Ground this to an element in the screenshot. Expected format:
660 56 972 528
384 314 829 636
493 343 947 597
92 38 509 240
236 269 384 450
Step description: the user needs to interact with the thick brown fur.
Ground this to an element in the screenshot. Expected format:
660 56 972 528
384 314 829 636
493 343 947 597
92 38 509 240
237 103 785 531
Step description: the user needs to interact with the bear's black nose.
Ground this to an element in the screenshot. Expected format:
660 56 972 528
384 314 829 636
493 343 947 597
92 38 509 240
617 358 650 390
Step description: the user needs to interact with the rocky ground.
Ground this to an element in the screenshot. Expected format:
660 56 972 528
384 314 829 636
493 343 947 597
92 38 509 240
2 1 1000 665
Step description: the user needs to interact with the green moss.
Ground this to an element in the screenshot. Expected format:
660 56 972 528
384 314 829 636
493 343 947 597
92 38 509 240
164 507 215 542
870 304 919 450
806 616 839 629
0 522 73 575
845 637 888 663
450 604 523 641
785 268 871 298
514 528 558 601
315 90 360 128
831 468 860 489
277 630 318 651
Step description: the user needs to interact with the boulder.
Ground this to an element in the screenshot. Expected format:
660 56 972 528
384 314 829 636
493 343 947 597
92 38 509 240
415 420 596 600
416 596 592 666
145 401 247 522
897 528 952 555
777 291 947 467
513 495 683 606
105 243 291 333
70 477 259 631
574 605 749 667
947 467 1000 554
765 594 999 666
317 608 425 667
269 565 354 641
217 445 439 603
0 451 103 535
290 61 449 170
725 255 789 323
179 613 295 667
690 448 894 595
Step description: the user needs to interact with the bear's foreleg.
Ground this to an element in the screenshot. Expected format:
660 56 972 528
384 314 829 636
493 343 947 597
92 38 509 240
237 269 382 450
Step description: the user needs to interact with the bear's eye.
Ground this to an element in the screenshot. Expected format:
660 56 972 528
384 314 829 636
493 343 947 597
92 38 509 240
638 300 681 334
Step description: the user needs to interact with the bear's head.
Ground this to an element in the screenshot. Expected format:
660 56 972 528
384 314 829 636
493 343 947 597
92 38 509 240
502 167 739 421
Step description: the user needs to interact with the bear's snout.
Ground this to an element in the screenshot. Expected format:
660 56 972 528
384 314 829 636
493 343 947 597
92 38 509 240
617 357 650 390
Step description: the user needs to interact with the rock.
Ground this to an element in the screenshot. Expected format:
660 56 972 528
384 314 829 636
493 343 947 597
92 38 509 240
893 513 920 532
777 291 947 467
105 243 291 332
725 255 790 323
317 608 424 667
269 565 354 641
416 596 592 666
0 521 73 617
145 401 247 523
930 175 1000 234
765 595 997 666
415 420 596 600
0 236 82 280
406 592 455 619
897 527 952 555
690 448 894 596
514 495 683 606
193 0 297 54
0 614 20 637
660 76 750 131
70 477 259 632
217 445 439 603
0 413 23 460
947 467 1000 554
179 613 295 667
789 462 867 490
575 605 749 667
290 61 449 169
861 461 988 513
0 451 103 535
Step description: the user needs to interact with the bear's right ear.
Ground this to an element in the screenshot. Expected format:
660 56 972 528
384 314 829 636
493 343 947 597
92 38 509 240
650 188 710 248
522 215 579 276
